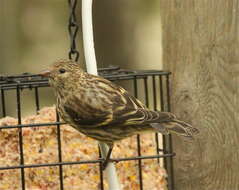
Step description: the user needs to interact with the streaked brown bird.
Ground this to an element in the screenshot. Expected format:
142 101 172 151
40 60 199 169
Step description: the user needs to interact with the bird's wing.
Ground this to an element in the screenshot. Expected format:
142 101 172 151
88 76 198 137
109 85 176 126
110 89 198 137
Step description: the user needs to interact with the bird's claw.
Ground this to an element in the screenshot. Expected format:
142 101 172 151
102 161 108 170
102 159 113 170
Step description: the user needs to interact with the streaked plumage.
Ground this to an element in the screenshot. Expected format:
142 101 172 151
40 60 199 168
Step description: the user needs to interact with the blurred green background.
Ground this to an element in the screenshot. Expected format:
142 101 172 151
0 0 163 117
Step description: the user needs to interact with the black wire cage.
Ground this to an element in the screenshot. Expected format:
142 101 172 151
0 68 174 190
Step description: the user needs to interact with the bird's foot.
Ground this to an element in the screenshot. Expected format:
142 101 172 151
102 159 113 170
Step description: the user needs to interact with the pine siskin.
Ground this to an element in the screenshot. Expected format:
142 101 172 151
40 60 199 169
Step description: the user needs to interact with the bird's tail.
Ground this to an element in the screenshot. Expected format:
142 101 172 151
150 113 199 138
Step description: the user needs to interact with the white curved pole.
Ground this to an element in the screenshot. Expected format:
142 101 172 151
82 0 97 75
82 0 121 189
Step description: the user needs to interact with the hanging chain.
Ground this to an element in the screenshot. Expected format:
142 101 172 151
68 0 80 61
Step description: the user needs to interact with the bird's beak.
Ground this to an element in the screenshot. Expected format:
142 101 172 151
39 70 51 77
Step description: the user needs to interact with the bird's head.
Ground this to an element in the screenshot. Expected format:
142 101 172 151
39 59 85 90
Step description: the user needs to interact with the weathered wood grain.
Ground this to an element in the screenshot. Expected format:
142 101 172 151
159 0 239 190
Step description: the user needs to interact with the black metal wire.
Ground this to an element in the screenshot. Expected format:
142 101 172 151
1 89 6 117
0 70 170 82
0 121 65 130
16 86 26 190
0 153 175 171
68 0 80 61
159 75 164 111
133 77 144 190
0 69 174 190
152 76 157 110
165 75 175 190
98 147 104 190
0 70 171 91
34 87 40 112
56 111 64 190
143 77 149 107
152 75 161 164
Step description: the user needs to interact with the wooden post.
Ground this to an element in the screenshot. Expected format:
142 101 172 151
159 1 239 190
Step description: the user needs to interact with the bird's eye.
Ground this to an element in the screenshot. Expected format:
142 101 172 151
59 68 66 74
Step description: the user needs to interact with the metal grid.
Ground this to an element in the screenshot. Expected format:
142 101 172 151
0 68 175 190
